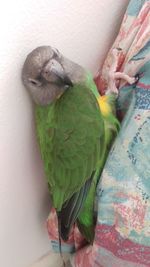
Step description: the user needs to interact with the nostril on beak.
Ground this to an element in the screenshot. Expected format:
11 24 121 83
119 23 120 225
63 76 73 87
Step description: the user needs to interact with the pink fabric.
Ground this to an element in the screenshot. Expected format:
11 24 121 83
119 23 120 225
95 1 150 96
47 208 87 252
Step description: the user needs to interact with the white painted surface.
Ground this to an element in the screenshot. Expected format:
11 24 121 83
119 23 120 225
29 252 70 267
0 1 129 267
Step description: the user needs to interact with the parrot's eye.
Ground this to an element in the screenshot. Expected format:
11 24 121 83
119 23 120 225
29 78 41 87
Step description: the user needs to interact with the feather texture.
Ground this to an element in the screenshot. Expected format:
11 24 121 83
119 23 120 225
35 83 104 212
35 75 120 242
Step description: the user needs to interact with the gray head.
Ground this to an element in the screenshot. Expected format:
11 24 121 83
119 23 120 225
22 46 85 105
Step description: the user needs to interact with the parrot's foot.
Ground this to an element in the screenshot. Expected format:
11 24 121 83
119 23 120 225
114 72 137 85
106 47 140 96
106 72 138 96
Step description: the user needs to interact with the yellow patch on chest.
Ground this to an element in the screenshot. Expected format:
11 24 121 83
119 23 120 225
97 95 111 117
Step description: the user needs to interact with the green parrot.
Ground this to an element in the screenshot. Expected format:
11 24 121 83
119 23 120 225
22 46 120 243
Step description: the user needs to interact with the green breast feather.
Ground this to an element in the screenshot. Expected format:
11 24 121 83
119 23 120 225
35 83 104 211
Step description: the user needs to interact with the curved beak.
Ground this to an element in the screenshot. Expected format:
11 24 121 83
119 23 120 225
42 59 73 87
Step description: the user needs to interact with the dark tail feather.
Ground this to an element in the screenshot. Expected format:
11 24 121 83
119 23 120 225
77 221 95 243
57 174 94 241
57 215 66 267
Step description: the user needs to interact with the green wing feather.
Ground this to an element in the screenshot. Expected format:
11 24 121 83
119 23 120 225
35 83 104 212
77 92 120 243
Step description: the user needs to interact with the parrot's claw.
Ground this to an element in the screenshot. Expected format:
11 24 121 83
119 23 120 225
126 73 142 85
132 73 143 88
127 77 137 85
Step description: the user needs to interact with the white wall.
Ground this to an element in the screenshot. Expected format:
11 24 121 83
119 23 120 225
0 1 129 267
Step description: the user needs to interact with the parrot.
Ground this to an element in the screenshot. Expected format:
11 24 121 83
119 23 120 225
22 46 120 244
